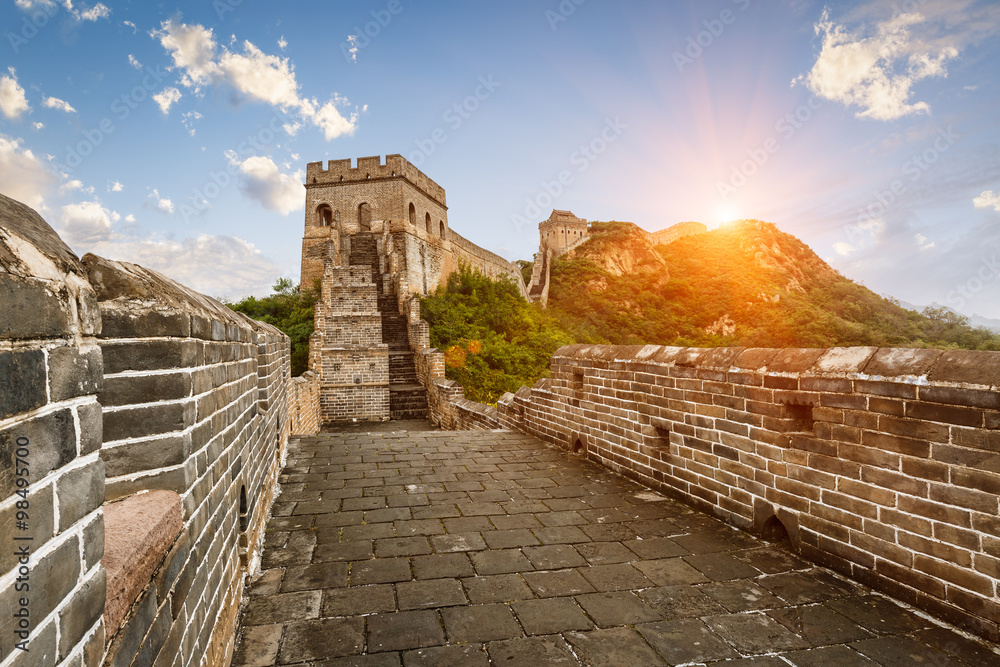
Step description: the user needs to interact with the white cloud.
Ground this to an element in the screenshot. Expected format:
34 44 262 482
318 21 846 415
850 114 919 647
59 179 94 195
86 233 284 298
58 200 119 245
833 241 856 256
124 214 135 222
32 122 44 130
78 2 109 21
16 0 110 23
0 134 55 208
152 20 360 140
108 180 124 192
974 190 1000 212
148 188 174 214
181 110 202 136
44 96 77 113
346 35 359 62
153 87 182 114
796 9 958 120
128 54 143 69
123 20 136 32
915 233 936 250
278 36 288 50
226 152 304 215
0 68 30 120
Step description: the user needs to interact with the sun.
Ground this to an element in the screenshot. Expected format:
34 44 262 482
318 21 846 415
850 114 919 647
713 204 741 228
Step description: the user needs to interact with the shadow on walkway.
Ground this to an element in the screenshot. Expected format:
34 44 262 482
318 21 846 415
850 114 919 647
232 427 1000 666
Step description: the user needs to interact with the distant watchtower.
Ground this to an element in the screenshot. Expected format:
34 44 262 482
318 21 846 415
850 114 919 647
300 155 449 290
539 209 588 257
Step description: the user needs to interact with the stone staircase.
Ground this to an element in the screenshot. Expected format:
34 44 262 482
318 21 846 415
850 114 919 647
349 234 429 420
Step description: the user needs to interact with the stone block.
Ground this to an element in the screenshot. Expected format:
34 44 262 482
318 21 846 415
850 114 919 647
82 513 104 570
0 482 54 574
99 372 192 407
77 401 103 456
102 340 200 375
102 490 183 635
100 433 191 478
929 350 1000 385
58 567 106 660
57 459 105 531
0 408 76 500
0 275 72 339
732 348 780 370
813 347 878 374
107 585 157 667
864 348 942 377
0 349 47 420
102 401 193 443
48 345 102 402
99 308 190 339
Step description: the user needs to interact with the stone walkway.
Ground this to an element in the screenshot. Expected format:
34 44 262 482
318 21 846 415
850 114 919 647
232 427 1000 666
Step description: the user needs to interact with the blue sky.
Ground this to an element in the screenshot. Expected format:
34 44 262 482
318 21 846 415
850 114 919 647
1 0 999 319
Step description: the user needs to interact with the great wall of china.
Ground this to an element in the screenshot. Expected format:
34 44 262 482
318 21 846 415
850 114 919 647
0 155 997 666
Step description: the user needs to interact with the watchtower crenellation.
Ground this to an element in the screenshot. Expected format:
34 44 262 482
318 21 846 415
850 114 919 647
306 154 447 208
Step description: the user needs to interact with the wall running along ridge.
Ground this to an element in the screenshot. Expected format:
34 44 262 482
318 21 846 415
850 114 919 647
419 343 1000 642
0 193 300 667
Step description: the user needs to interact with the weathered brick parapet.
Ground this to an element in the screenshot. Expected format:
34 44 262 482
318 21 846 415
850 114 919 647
434 343 1000 642
0 193 106 666
1 193 293 667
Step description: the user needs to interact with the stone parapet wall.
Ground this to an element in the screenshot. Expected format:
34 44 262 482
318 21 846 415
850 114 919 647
83 254 290 666
448 229 527 298
429 343 1000 643
0 193 106 667
0 193 292 667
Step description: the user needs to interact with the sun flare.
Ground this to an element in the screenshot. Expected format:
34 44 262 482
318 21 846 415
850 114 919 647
713 205 741 228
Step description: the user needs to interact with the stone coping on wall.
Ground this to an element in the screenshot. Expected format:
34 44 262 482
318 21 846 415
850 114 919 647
102 490 183 639
554 344 1000 388
82 253 265 342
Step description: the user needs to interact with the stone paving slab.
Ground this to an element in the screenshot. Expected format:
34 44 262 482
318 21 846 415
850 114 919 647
232 427 1000 666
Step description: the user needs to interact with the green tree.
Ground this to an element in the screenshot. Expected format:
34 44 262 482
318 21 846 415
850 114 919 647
421 266 576 403
225 279 318 376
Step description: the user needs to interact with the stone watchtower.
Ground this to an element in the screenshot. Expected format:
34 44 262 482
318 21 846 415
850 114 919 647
539 209 589 256
528 209 589 306
301 154 529 426
300 155 449 291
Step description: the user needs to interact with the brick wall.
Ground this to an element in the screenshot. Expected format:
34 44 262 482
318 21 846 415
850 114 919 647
1 193 293 667
288 371 320 436
430 343 1000 642
82 254 291 666
0 194 106 667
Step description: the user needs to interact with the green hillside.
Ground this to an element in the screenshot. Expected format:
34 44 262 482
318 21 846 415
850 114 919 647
422 219 1000 402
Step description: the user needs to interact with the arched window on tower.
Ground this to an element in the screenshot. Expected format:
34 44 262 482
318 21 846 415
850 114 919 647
359 202 372 231
425 213 432 235
409 202 416 226
317 204 333 227
440 221 446 240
